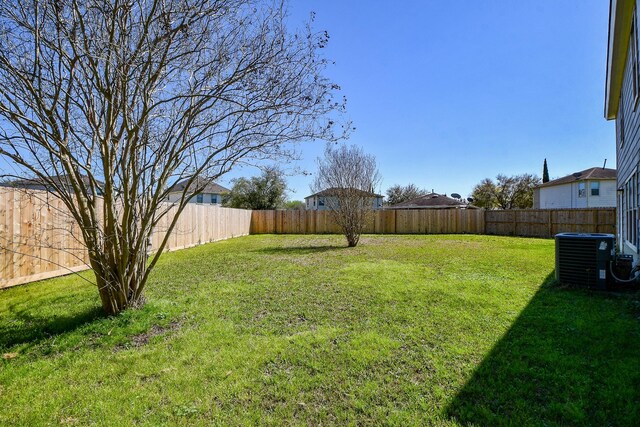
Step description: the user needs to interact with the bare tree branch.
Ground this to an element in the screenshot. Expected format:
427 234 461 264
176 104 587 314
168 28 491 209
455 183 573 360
0 0 347 314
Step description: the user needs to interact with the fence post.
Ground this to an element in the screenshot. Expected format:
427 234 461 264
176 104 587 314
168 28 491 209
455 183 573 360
394 209 398 234
483 210 487 235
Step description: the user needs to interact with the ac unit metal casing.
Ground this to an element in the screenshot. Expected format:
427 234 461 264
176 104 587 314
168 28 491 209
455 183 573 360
555 233 615 290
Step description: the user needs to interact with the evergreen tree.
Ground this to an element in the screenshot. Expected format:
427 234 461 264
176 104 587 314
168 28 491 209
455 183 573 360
543 159 550 183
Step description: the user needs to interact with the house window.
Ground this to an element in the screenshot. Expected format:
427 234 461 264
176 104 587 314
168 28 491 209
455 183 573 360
590 182 600 196
196 194 203 203
211 194 217 204
578 182 586 198
624 173 639 250
318 197 325 207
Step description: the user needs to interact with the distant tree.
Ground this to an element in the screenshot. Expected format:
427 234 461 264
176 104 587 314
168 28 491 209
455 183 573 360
312 144 381 247
543 159 550 183
224 167 287 210
284 200 305 210
471 174 541 209
494 174 540 209
385 184 430 205
470 178 497 209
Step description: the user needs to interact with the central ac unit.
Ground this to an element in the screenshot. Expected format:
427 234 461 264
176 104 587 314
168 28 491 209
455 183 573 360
555 233 615 290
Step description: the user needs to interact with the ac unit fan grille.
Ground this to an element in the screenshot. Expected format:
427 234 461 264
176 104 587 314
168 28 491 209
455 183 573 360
555 233 614 290
557 239 598 286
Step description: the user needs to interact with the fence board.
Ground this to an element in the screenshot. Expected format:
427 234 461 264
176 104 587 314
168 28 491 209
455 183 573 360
0 188 252 289
0 191 7 280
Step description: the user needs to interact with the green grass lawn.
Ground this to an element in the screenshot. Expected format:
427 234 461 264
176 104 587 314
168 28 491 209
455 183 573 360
1 234 639 426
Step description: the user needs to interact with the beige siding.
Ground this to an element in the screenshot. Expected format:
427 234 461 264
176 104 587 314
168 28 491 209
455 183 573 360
539 183 574 208
588 180 617 208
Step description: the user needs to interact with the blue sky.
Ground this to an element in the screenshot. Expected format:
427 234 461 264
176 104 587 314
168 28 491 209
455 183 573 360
224 0 615 200
0 1 615 201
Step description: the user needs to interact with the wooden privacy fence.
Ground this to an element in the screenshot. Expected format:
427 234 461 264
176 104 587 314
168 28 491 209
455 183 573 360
0 188 251 289
251 208 616 239
484 208 616 238
251 209 486 235
0 188 617 290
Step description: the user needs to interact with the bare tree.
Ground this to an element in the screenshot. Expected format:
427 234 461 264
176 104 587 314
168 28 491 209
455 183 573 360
0 0 346 314
312 144 381 247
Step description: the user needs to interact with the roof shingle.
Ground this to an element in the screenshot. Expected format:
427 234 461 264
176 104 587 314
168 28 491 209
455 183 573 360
168 177 229 194
537 167 616 188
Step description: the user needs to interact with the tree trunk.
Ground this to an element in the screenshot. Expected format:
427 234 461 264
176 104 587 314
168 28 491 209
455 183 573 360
92 250 149 315
96 275 146 316
345 229 360 247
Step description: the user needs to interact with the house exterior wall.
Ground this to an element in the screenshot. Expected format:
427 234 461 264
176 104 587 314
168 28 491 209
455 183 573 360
537 180 616 209
587 180 617 207
167 192 224 205
305 195 384 211
538 183 574 208
615 7 640 257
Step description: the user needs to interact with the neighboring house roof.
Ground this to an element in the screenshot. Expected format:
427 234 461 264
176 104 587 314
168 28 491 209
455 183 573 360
605 0 634 119
536 167 617 189
0 175 105 194
305 187 383 199
389 193 476 209
168 177 230 194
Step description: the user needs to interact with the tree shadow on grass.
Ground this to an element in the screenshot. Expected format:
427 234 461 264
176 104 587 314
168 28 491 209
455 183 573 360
0 304 105 351
254 245 349 255
446 271 640 426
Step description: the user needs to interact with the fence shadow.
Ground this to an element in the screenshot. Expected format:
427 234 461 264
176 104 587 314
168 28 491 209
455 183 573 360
446 271 640 425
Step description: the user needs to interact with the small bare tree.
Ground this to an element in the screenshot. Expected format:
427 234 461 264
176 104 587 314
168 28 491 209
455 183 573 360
0 0 346 314
312 144 381 247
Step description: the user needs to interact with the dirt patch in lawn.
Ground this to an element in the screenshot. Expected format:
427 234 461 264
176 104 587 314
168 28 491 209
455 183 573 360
114 320 182 352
